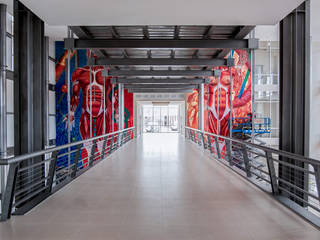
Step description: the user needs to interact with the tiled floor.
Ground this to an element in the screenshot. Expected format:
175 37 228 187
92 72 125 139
0 133 319 239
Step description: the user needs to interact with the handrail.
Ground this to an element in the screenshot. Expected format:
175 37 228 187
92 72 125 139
185 126 320 228
0 127 135 165
185 126 320 165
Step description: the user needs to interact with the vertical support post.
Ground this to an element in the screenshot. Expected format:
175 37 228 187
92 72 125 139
71 145 81 178
1 163 18 221
46 151 58 192
118 83 124 131
241 145 252 177
66 27 73 176
225 139 232 165
279 1 310 206
89 139 97 167
250 31 256 142
0 3 7 198
265 151 279 194
229 58 233 139
214 136 221 159
199 84 204 131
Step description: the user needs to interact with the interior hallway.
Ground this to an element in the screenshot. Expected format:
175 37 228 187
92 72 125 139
0 133 319 240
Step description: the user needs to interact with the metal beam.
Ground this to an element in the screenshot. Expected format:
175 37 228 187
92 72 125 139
108 70 213 77
115 78 207 84
69 26 108 58
124 84 198 89
95 57 231 66
128 88 194 93
67 38 258 50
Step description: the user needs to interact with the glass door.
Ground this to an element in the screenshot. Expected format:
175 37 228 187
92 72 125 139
142 104 180 133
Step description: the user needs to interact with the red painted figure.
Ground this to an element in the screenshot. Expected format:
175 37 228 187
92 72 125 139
64 66 112 164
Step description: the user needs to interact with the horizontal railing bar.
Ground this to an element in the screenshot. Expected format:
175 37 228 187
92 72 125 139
277 177 320 200
249 170 271 184
18 157 55 172
248 163 270 176
272 158 315 175
0 127 134 165
13 185 49 207
15 176 50 196
57 149 78 158
278 186 320 212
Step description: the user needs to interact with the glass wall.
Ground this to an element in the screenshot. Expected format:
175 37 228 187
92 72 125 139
143 104 179 133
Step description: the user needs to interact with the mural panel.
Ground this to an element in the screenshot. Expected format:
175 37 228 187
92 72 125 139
55 42 133 167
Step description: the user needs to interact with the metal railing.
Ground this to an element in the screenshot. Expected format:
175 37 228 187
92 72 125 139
185 126 320 227
0 127 135 221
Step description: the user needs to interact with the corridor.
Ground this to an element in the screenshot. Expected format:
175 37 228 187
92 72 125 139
0 134 319 240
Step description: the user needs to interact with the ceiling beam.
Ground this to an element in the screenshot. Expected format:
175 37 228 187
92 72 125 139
66 38 258 50
108 70 213 77
124 84 198 89
95 58 232 66
69 26 108 58
128 89 194 93
115 78 207 84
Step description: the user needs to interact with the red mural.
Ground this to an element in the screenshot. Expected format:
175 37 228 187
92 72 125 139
186 89 199 129
187 50 252 137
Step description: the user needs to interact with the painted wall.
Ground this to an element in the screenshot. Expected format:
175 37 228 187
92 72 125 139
187 50 252 137
55 42 133 166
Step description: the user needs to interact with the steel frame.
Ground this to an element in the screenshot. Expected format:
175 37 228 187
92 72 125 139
65 38 259 50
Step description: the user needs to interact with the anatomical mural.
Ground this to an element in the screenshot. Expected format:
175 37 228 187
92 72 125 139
55 42 133 167
187 50 252 137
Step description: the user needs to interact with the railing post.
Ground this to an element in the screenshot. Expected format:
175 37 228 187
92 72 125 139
89 139 97 167
202 133 206 149
265 151 279 195
101 136 108 160
214 136 221 159
71 145 81 178
241 145 252 177
1 163 18 221
47 151 58 191
225 139 233 165
117 132 121 149
109 134 114 154
207 135 212 153
198 132 202 146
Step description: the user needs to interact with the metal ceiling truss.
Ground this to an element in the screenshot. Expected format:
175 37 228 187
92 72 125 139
128 88 194 93
92 57 234 67
106 70 213 77
65 38 258 50
124 84 198 89
114 78 209 84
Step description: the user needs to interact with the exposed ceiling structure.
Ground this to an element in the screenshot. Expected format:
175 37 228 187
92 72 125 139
0 0 306 40
68 25 255 93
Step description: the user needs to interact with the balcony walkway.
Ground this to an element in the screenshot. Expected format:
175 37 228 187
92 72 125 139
0 133 319 240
